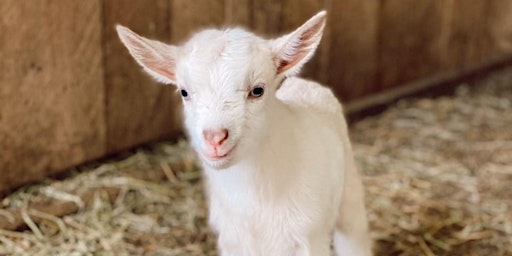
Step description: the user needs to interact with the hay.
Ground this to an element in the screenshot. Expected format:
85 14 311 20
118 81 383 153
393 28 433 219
1 67 511 255
352 67 512 255
0 141 216 255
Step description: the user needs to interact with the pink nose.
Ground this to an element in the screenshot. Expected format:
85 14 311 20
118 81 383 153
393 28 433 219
203 128 229 147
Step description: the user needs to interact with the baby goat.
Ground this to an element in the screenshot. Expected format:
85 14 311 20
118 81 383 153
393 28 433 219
117 11 372 256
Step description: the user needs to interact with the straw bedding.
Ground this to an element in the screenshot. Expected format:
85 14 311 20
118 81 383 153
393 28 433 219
1 68 511 255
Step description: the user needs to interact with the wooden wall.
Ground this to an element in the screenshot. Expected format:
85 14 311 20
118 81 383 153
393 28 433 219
0 1 107 192
2 0 512 192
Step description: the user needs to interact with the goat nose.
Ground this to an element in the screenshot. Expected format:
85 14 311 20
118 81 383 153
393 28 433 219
203 128 229 146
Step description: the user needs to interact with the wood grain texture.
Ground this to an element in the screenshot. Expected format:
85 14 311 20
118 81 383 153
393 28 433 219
225 0 250 27
487 0 512 54
447 1 512 69
378 0 448 90
328 0 379 101
171 0 226 43
0 0 105 191
2 0 512 193
487 1 512 54
249 0 284 36
446 0 490 69
104 0 182 153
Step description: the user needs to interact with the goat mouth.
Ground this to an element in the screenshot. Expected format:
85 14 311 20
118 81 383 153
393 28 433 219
207 153 229 161
204 145 235 161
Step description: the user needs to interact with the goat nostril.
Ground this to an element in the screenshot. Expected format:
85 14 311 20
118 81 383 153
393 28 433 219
204 128 229 146
218 129 229 145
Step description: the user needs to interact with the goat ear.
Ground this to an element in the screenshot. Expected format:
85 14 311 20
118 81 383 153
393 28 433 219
271 11 326 76
116 25 177 84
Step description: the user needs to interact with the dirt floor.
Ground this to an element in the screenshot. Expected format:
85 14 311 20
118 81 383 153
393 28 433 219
1 68 511 255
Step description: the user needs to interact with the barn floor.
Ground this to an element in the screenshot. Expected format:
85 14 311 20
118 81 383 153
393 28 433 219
1 68 512 255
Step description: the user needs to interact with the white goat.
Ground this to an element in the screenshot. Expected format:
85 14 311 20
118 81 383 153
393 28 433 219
117 11 372 256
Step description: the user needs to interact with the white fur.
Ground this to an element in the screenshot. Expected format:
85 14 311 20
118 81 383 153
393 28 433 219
117 11 372 256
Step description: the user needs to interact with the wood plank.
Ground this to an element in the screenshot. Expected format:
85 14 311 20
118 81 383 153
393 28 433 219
170 0 226 43
446 0 489 69
487 0 512 54
378 0 448 90
0 0 105 191
249 0 284 36
103 0 182 153
328 0 379 101
347 53 512 123
224 0 250 27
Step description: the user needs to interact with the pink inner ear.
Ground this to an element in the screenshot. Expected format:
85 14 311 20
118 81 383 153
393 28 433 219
122 31 176 81
148 58 176 81
275 22 323 75
277 59 290 73
276 38 311 75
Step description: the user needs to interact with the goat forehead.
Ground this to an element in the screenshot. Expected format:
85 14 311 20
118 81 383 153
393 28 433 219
183 28 258 62
180 31 265 90
184 31 227 62
180 58 250 94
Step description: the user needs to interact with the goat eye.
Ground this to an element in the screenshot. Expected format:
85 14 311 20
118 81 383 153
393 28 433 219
249 86 264 98
180 89 189 98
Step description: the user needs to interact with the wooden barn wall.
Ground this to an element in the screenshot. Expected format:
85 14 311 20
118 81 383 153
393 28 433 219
0 1 106 192
103 0 180 153
2 0 512 192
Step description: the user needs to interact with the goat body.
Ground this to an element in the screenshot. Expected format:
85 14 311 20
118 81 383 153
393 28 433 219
117 11 372 256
